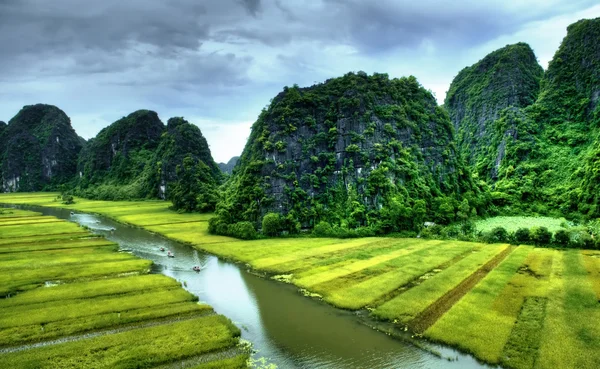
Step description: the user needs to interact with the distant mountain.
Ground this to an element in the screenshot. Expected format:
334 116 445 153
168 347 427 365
445 43 544 179
77 109 165 185
149 117 221 199
76 111 221 205
0 104 83 192
218 156 239 174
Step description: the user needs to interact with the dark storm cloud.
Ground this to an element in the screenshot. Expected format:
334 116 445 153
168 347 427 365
0 0 599 162
238 0 262 16
326 0 599 53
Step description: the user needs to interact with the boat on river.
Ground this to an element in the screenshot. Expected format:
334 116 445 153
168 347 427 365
167 251 175 258
192 265 201 272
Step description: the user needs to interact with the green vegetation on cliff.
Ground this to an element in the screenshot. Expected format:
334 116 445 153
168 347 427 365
0 105 83 192
446 18 600 220
214 72 488 235
75 113 221 210
492 18 600 218
446 42 544 179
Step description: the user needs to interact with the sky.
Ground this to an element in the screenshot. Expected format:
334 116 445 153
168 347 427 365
1 1 599 163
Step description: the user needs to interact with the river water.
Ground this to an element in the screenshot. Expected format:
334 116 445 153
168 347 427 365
22 205 491 369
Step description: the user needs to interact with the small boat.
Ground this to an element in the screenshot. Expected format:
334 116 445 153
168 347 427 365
70 211 75 216
192 265 201 272
167 251 175 258
159 247 165 252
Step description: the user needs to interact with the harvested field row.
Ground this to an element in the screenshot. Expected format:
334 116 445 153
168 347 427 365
373 244 508 324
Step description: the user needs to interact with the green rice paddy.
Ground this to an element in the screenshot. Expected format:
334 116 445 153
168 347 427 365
0 205 246 368
475 216 567 233
1 193 600 369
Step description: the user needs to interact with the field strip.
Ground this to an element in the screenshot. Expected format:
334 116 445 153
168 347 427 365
369 246 500 314
0 233 91 245
322 243 475 309
0 216 54 223
0 219 64 227
500 296 547 369
0 231 88 240
311 243 474 295
0 312 215 354
582 251 600 299
0 239 113 254
272 238 422 275
295 240 444 288
151 348 246 369
0 275 179 308
410 246 514 333
133 220 209 227
252 238 393 269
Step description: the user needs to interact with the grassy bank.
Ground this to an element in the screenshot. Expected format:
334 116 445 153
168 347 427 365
1 193 599 369
0 205 246 368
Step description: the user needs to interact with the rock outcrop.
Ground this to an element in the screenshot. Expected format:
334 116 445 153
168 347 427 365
218 156 239 174
445 43 543 179
0 104 83 192
217 72 483 227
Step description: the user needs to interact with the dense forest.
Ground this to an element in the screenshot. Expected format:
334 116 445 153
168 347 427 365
0 17 598 239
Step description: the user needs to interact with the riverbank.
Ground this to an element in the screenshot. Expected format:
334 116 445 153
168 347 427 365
1 193 599 369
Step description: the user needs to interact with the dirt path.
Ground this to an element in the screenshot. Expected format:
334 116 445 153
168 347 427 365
410 245 514 333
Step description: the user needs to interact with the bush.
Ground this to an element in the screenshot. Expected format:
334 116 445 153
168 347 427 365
313 221 333 237
553 229 570 247
513 228 531 244
62 194 75 205
569 231 594 249
480 226 509 244
208 218 258 240
440 225 461 239
491 227 509 243
229 222 258 240
262 213 284 237
530 226 552 246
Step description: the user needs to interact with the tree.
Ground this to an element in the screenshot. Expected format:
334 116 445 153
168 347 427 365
262 213 283 236
170 156 201 212
412 200 427 230
553 229 570 246
456 199 470 222
436 198 455 224
514 228 531 244
530 227 552 246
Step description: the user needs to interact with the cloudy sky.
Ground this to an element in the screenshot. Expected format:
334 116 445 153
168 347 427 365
1 0 599 162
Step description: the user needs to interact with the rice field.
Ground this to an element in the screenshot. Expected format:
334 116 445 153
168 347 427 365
1 193 600 369
0 206 246 368
475 216 568 233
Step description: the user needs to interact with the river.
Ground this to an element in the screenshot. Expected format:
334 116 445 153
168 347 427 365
21 205 491 369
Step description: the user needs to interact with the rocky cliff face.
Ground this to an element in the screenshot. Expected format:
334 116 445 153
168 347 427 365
218 72 483 227
486 18 600 217
0 104 83 192
218 156 239 174
445 43 543 179
77 110 165 185
535 17 600 216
